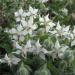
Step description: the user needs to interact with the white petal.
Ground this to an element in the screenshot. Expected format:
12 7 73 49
12 50 21 55
48 21 56 28
46 25 50 32
35 40 41 48
25 40 32 48
70 33 74 39
21 20 27 27
49 30 57 34
13 41 22 49
45 14 50 22
21 30 28 35
55 40 60 49
0 59 6 63
39 0 48 3
39 52 45 60
42 48 48 54
15 12 19 17
11 56 21 65
58 52 64 59
71 40 75 46
22 12 27 17
16 17 21 22
29 6 38 15
9 28 17 34
4 54 11 65
39 16 44 22
28 29 33 35
56 21 61 30
60 46 68 52
13 35 18 40
25 12 31 16
18 8 23 15
63 26 70 32
32 24 37 30
17 24 23 32
29 6 33 12
33 9 38 14
28 16 33 26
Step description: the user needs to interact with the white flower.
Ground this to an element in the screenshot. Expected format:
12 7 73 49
12 40 32 57
11 55 21 65
34 40 48 54
0 54 21 66
49 39 69 59
8 28 25 41
39 15 50 22
71 39 75 46
56 21 61 30
49 21 70 38
24 40 48 55
4 54 11 65
14 6 38 22
15 8 26 22
23 40 32 55
25 6 38 17
6 23 28 41
25 16 37 35
5 16 37 41
29 6 38 16
39 15 55 32
12 40 22 49
33 40 48 60
25 40 32 49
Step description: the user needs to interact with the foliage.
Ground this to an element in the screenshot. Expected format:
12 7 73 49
0 0 75 75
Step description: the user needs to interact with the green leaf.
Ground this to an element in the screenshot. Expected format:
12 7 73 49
34 64 51 75
16 63 30 75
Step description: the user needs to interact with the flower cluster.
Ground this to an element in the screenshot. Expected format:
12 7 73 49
5 6 38 42
1 4 75 67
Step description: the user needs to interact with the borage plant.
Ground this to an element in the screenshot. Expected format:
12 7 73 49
0 0 75 75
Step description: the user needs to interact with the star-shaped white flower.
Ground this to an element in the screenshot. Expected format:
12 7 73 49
27 6 38 16
33 40 48 54
8 27 26 41
39 15 55 32
0 54 21 66
49 21 70 38
15 8 26 22
24 16 37 35
49 40 69 59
